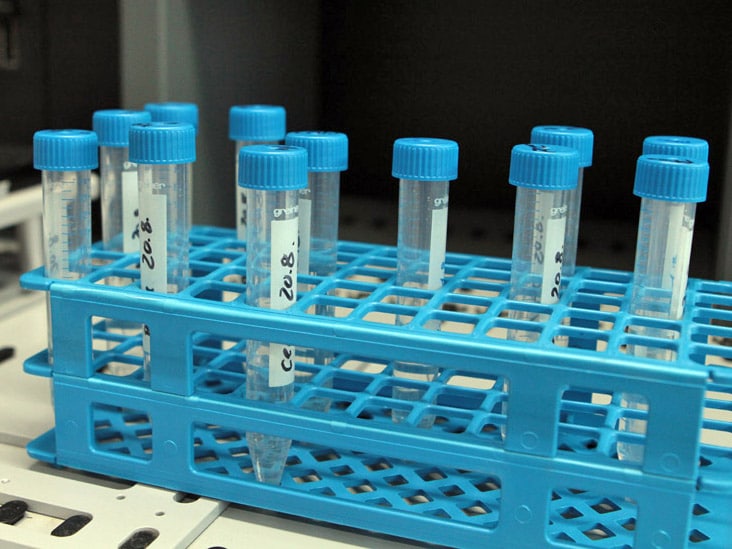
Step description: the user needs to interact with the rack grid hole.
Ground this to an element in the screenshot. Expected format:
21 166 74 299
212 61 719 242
90 316 144 378
548 488 636 548
92 404 152 461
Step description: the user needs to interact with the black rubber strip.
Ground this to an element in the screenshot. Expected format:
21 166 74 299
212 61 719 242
0 500 28 525
51 514 92 537
0 347 14 364
119 528 159 548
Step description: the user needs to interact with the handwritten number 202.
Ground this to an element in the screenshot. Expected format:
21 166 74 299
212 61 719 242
140 217 155 290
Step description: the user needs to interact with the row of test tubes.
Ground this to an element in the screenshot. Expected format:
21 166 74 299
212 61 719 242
33 104 710 484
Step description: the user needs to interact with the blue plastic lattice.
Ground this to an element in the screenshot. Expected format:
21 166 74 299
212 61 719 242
21 226 732 548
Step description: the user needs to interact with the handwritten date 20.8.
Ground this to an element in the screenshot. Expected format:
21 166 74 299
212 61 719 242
279 250 295 302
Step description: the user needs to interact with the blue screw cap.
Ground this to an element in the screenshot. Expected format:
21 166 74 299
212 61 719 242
392 138 459 181
229 105 286 142
530 126 594 167
33 129 98 171
238 145 308 190
285 131 348 172
144 102 199 132
633 154 709 203
642 136 709 163
93 109 152 147
128 122 196 165
509 144 580 190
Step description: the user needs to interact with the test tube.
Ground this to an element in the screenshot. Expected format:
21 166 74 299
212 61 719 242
530 126 594 277
239 144 307 485
285 131 348 278
33 129 98 362
93 110 152 360
391 137 459 426
507 144 580 338
144 102 199 225
284 131 348 409
530 127 594 357
503 144 578 437
617 154 709 463
93 109 152 252
129 122 196 380
642 135 709 163
229 105 286 240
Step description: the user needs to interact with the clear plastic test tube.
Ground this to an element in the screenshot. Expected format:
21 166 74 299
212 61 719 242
93 109 152 360
617 154 709 463
391 137 459 426
129 122 196 380
284 131 348 410
239 144 307 485
285 131 348 278
530 126 594 278
145 102 199 225
229 105 286 240
507 144 579 338
503 144 578 437
93 109 152 252
33 129 98 363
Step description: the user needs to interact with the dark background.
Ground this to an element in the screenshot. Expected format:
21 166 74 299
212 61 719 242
2 0 730 273
319 1 731 231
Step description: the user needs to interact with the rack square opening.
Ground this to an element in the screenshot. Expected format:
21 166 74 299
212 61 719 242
547 487 636 548
91 316 144 378
93 404 152 461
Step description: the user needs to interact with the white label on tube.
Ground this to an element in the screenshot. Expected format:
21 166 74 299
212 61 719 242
139 193 168 293
536 193 566 304
271 215 298 309
298 197 312 275
663 204 693 319
269 215 298 387
269 343 295 388
428 206 448 290
122 170 139 253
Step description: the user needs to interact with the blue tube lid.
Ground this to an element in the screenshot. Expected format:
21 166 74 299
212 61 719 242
633 154 709 203
239 145 308 190
530 126 594 168
93 109 152 147
144 102 199 132
285 131 348 172
392 138 459 181
128 122 196 165
642 136 709 163
509 144 580 190
229 105 286 142
33 129 98 171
